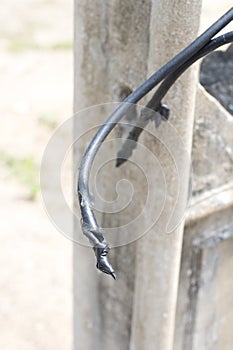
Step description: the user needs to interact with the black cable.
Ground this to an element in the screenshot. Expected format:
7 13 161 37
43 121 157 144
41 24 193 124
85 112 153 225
116 31 233 166
77 9 233 278
149 32 233 111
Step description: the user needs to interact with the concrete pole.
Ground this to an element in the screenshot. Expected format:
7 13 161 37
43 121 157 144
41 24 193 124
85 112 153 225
130 1 202 349
74 1 202 349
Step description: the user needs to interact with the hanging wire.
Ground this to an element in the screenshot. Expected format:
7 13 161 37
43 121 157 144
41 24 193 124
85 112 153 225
116 31 233 166
77 8 233 279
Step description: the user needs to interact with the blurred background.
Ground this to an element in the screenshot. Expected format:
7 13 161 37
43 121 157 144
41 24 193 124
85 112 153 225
0 1 232 349
0 0 72 349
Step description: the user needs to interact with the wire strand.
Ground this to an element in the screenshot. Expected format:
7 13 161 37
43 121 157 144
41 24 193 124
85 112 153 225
77 9 233 278
116 32 233 166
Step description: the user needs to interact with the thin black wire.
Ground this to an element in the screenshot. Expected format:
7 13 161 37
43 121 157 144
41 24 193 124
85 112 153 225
116 31 233 166
149 32 233 111
77 8 233 278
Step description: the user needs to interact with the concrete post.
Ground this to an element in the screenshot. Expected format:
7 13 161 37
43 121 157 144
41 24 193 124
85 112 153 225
74 1 202 349
130 2 202 349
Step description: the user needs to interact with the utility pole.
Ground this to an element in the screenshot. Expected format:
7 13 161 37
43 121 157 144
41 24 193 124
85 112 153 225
73 1 202 349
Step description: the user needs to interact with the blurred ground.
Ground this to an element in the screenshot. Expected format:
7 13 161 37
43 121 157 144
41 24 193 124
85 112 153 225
0 1 72 349
0 1 232 349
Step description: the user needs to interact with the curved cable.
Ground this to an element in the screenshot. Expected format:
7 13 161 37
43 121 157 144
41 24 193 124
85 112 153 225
77 8 233 278
116 31 233 166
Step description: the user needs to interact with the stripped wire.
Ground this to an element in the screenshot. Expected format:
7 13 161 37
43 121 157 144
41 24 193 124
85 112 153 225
77 8 233 279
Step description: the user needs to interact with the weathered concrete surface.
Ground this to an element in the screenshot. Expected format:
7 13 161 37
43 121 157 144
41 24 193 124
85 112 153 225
193 234 233 350
174 189 233 350
174 82 233 349
74 2 151 349
74 1 201 349
200 44 233 115
192 86 233 196
130 1 202 349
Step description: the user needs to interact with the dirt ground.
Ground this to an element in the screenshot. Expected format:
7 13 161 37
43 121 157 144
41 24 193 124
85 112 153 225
0 1 73 349
0 1 232 349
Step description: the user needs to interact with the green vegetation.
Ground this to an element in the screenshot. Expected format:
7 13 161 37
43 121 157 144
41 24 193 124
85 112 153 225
0 5 73 53
8 39 72 53
49 41 73 51
38 113 59 129
8 39 39 52
1 152 39 200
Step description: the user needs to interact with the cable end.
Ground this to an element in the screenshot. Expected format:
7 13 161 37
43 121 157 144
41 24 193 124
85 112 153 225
116 157 127 167
95 246 116 279
111 272 116 280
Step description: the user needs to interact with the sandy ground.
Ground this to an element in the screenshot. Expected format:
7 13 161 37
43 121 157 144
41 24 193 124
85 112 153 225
0 1 73 349
0 1 232 349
